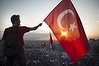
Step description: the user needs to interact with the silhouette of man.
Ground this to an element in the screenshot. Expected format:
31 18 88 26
2 15 42 66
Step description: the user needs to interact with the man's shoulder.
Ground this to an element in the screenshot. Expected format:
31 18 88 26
4 27 12 31
19 26 30 32
5 26 28 30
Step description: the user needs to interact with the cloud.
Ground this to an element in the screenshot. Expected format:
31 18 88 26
96 21 99 23
24 33 49 40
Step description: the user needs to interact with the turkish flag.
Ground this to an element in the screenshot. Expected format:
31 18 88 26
44 0 90 63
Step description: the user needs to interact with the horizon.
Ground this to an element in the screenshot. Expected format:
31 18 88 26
0 31 99 40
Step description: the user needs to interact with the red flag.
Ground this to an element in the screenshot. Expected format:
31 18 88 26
50 32 54 49
44 0 90 63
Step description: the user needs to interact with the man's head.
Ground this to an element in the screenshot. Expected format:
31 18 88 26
11 15 20 26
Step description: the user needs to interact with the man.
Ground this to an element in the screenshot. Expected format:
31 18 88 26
2 15 42 66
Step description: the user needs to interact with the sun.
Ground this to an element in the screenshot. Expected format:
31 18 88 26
61 31 67 37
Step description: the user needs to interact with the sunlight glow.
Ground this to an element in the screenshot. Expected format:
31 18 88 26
61 31 67 37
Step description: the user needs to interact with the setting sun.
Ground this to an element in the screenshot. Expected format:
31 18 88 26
61 31 67 37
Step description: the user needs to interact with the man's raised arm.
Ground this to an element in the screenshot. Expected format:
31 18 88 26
29 23 42 31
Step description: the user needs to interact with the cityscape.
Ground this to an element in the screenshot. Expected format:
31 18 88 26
0 38 99 66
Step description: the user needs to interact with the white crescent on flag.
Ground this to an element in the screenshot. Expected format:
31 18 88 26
57 9 74 29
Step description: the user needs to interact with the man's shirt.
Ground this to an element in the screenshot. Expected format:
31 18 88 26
2 26 30 51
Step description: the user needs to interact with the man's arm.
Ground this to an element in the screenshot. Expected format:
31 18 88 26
29 23 42 31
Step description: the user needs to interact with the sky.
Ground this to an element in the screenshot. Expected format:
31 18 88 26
0 0 99 40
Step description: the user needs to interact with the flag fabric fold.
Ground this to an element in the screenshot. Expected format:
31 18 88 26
44 0 90 63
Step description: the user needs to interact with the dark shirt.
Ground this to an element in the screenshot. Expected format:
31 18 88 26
2 26 30 51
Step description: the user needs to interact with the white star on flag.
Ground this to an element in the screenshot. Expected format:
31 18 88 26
69 22 77 32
